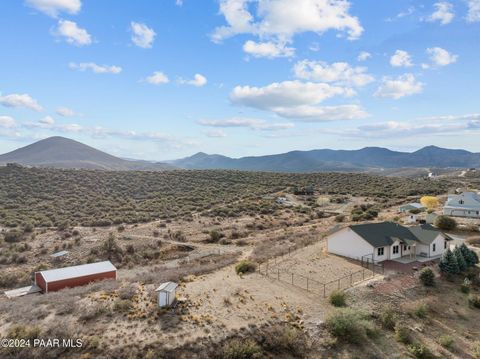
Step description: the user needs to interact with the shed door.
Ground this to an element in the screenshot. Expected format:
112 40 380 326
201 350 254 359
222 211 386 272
159 292 167 307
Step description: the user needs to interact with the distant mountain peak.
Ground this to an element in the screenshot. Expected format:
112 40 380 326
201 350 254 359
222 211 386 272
0 137 174 171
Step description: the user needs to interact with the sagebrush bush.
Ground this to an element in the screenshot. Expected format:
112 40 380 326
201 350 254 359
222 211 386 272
468 294 480 309
235 260 256 275
325 308 373 344
438 334 455 350
379 306 398 330
329 290 347 307
394 323 411 344
222 339 261 359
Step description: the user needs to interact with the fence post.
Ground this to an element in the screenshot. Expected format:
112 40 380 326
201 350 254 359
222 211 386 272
350 273 353 285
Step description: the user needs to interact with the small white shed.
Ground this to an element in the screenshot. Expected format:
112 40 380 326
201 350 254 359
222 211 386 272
155 282 178 308
407 214 417 223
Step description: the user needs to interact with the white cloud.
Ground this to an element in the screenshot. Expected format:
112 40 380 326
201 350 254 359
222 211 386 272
69 62 122 74
212 0 363 57
231 80 354 110
272 104 368 121
204 129 227 138
0 116 17 128
357 51 371 61
390 50 413 67
0 93 43 112
26 0 81 17
130 22 156 49
55 20 91 46
56 107 77 117
198 117 294 131
293 60 374 87
178 74 207 87
176 0 183 5
427 47 458 66
427 2 454 25
374 73 424 99
466 0 480 22
230 80 366 121
243 40 294 58
39 115 55 125
336 114 480 138
145 71 170 85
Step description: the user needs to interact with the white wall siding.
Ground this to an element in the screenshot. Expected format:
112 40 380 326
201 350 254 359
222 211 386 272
390 240 402 259
327 228 375 261
373 246 388 262
430 234 447 256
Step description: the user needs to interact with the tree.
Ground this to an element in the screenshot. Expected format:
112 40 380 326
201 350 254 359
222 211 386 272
453 246 467 272
434 215 457 231
419 267 435 286
439 248 460 274
420 196 440 209
459 243 477 267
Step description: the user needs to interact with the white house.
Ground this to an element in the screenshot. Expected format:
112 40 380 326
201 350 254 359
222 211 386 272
443 192 480 218
327 222 451 263
155 282 178 308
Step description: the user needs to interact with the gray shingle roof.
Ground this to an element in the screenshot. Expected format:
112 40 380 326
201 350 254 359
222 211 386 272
349 222 447 248
350 222 418 248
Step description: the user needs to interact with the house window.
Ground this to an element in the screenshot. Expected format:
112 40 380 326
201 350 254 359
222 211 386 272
377 247 384 256
433 243 436 252
393 245 399 254
404 245 407 251
459 200 464 204
444 241 447 249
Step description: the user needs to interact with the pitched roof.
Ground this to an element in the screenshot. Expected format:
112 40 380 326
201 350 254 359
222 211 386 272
400 203 424 209
349 222 447 248
155 282 178 292
38 261 116 283
350 222 418 248
408 224 444 244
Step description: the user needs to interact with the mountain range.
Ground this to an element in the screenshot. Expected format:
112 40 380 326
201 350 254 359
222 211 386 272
1 136 479 173
172 146 480 172
0 136 174 171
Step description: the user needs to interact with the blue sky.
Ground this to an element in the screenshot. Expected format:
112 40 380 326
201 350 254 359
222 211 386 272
1 0 479 160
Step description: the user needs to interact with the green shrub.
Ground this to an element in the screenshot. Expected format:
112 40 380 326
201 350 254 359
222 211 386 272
335 214 345 222
472 341 480 358
4 230 22 243
461 278 471 294
325 308 372 344
329 290 347 307
408 343 431 359
419 267 435 286
394 323 411 344
8 324 41 340
113 299 133 313
222 339 261 359
414 303 428 318
468 294 480 309
379 306 398 330
235 260 256 275
438 334 454 350
434 215 457 230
